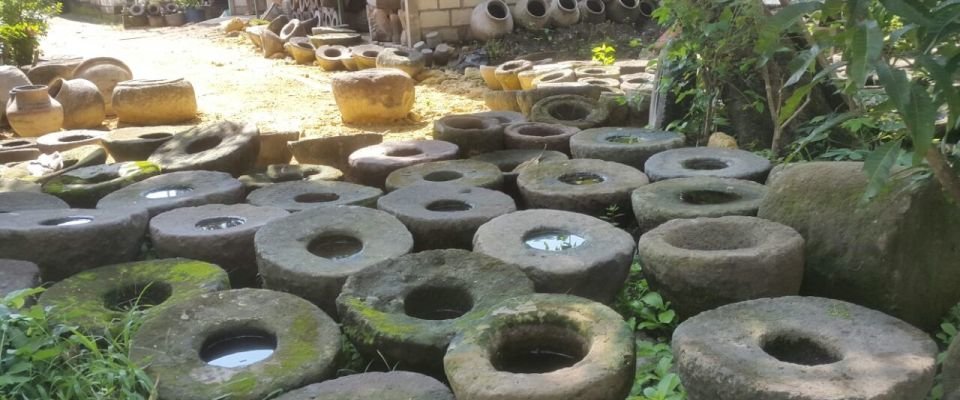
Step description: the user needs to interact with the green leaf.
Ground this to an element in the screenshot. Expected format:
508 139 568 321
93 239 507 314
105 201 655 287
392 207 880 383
641 292 664 309
862 139 903 202
879 0 933 26
657 310 676 324
917 55 960 133
943 322 958 336
785 45 820 88
845 20 883 93
874 61 937 165
778 82 813 125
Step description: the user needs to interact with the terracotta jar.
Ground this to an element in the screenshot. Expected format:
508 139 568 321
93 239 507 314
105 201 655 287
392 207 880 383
72 57 133 116
548 0 580 27
470 0 514 40
514 0 550 30
578 0 606 23
0 66 31 124
48 78 105 129
6 85 64 138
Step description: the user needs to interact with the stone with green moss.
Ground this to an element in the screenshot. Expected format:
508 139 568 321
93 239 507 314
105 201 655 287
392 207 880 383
443 293 636 400
130 288 341 400
758 161 960 331
273 371 454 400
336 249 534 377
37 258 229 335
42 161 161 208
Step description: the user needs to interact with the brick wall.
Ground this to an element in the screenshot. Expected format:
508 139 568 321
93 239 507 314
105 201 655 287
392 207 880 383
412 0 516 43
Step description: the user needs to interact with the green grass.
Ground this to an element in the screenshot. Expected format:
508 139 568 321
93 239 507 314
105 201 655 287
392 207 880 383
0 288 156 399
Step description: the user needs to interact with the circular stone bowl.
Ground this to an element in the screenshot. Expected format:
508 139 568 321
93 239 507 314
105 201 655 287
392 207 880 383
347 140 459 188
384 159 505 192
96 170 245 218
673 296 938 400
516 158 649 218
246 180 383 212
254 205 414 318
130 288 342 400
569 127 684 171
637 216 805 319
444 293 636 400
644 147 772 183
273 371 454 400
38 258 230 334
473 209 634 303
101 125 185 162
631 176 768 234
336 249 535 376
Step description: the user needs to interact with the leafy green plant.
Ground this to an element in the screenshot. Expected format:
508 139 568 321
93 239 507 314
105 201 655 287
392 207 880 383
0 288 156 399
592 43 617 65
0 0 61 66
614 261 678 339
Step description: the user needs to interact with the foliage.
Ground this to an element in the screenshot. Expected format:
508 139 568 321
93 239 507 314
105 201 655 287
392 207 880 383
0 288 156 399
0 0 60 66
592 43 617 65
614 260 684 399
175 0 203 8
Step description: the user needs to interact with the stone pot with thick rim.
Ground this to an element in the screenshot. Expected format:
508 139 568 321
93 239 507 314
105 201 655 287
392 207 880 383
470 0 515 40
514 0 550 30
606 0 640 22
48 78 105 130
6 85 63 138
72 57 133 116
548 0 580 27
0 66 30 125
578 0 605 23
112 78 198 125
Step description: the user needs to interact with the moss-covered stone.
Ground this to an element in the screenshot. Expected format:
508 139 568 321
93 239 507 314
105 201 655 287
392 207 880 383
37 258 229 335
42 161 161 208
758 161 960 331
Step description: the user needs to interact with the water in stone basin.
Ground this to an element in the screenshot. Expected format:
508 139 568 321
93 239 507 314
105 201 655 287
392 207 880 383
201 334 276 368
144 187 193 199
525 231 586 251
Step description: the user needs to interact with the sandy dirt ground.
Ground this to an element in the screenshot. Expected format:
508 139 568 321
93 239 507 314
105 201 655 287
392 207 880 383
23 15 487 141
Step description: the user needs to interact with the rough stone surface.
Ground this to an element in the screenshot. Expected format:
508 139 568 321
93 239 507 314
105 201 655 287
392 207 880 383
337 249 534 375
131 289 341 400
517 159 648 217
384 159 504 192
570 127 685 171
0 259 40 299
347 140 459 188
673 296 937 400
644 147 772 183
504 122 579 154
432 115 504 157
332 68 415 124
101 125 183 162
377 185 516 250
288 134 383 171
275 372 454 400
112 78 198 125
529 94 609 130
150 204 290 288
0 191 68 213
473 209 634 302
444 294 636 400
638 216 804 319
97 171 245 217
256 130 299 168
470 149 569 199
42 161 161 208
758 161 960 331
38 258 229 333
247 180 383 212
36 130 106 154
631 176 767 234
0 207 149 281
255 206 413 318
148 121 260 177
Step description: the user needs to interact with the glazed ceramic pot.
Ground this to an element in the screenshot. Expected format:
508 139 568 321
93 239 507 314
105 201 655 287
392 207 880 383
548 0 580 26
48 78 105 129
6 85 64 138
470 0 514 40
514 0 550 30
0 66 31 124
72 57 133 116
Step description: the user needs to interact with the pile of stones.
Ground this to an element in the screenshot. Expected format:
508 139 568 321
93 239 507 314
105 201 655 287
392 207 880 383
2 111 959 398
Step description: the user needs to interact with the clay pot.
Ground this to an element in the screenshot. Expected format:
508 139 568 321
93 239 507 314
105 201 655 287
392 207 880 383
316 45 351 71
48 78 105 130
0 66 31 124
280 19 306 42
351 44 384 70
112 78 197 125
638 0 657 18
514 0 550 31
470 0 514 40
72 57 133 116
548 0 580 26
285 41 317 65
245 26 264 49
494 59 533 90
26 57 83 86
267 15 290 35
6 85 64 138
578 0 605 23
165 12 186 27
606 0 640 23
479 65 502 90
261 29 284 58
